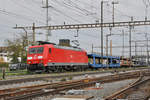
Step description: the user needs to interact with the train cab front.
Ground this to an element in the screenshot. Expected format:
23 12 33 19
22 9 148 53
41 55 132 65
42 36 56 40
27 46 45 72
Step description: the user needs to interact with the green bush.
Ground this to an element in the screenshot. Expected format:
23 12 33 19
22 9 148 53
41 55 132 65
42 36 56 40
60 78 66 81
68 76 73 80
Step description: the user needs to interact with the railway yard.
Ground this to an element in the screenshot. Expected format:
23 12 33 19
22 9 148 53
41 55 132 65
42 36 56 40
1 0 150 100
0 67 149 100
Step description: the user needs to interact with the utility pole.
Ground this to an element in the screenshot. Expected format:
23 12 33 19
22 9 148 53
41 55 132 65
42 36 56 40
43 0 51 41
122 30 125 57
112 1 119 26
22 28 28 46
143 0 149 66
106 34 111 57
135 41 137 57
129 17 133 67
110 40 112 56
106 34 111 68
106 33 123 57
106 28 112 68
140 46 142 58
92 44 94 53
15 24 29 46
145 14 149 66
129 26 132 66
135 41 138 61
101 1 104 65
135 41 137 58
147 37 149 65
32 23 35 45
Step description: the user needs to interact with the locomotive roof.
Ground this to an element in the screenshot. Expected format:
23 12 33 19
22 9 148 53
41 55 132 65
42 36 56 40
54 45 83 51
29 44 85 52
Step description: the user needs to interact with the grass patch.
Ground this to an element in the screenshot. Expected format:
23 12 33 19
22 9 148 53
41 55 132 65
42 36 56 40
0 70 28 78
60 78 66 81
6 71 28 76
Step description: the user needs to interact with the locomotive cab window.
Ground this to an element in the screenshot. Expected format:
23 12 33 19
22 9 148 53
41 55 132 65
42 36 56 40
37 47 44 54
29 47 44 54
29 48 36 54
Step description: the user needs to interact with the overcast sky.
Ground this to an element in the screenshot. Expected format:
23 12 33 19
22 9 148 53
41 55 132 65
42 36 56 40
0 0 150 56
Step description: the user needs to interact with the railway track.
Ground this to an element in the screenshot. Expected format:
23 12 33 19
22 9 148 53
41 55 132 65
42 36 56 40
105 76 150 100
0 67 149 85
0 69 150 100
0 71 103 85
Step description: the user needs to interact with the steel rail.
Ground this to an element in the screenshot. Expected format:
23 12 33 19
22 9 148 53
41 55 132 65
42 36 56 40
5 81 96 100
0 79 81 94
105 76 150 100
0 80 82 99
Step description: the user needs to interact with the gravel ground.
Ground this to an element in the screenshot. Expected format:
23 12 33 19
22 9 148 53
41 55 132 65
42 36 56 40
87 79 137 99
72 72 113 80
126 78 150 100
31 79 137 100
126 90 146 100
0 71 113 90
0 80 49 90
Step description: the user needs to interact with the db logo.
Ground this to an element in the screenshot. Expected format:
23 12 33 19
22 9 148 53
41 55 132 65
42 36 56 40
34 55 37 59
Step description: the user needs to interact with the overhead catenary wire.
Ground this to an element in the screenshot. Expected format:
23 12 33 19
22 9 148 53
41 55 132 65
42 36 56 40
3 0 111 25
0 0 103 40
52 0 114 22
7 0 48 24
51 6 82 23
22 0 80 24
64 0 93 14
52 0 87 15
52 0 92 20
9 0 44 17
0 9 45 24
30 0 100 23
62 0 100 19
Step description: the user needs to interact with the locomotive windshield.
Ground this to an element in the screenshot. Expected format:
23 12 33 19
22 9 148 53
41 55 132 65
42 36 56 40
29 47 44 54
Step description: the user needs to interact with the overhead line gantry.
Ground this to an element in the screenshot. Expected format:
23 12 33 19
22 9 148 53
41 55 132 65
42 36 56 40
14 20 150 30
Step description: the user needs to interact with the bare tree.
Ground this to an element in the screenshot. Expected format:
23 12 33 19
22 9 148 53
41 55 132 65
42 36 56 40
5 34 31 63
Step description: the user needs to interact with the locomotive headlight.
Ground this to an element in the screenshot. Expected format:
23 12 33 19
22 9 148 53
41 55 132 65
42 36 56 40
38 56 43 59
27 57 32 60
28 61 32 64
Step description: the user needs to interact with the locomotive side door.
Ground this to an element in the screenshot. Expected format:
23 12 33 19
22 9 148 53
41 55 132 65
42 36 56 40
47 47 53 63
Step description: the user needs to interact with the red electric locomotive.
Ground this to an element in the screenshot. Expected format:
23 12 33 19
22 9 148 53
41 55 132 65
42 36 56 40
27 42 88 72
